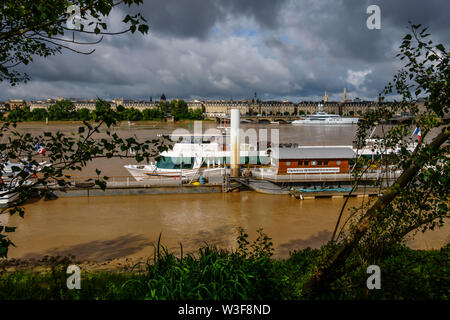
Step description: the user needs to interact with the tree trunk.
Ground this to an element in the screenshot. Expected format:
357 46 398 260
305 127 450 292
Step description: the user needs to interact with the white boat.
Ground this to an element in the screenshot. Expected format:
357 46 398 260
0 159 51 207
2 161 24 178
124 133 270 181
0 162 23 207
292 104 359 125
0 188 19 207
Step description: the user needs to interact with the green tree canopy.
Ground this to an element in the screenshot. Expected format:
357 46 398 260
76 108 90 121
31 108 48 121
170 99 189 120
47 99 75 120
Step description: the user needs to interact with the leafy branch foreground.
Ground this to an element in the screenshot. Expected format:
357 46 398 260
0 229 448 300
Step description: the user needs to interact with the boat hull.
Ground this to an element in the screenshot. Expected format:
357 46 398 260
292 118 359 125
124 165 223 181
0 191 19 207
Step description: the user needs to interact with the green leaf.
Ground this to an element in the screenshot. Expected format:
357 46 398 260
5 226 16 233
436 44 445 52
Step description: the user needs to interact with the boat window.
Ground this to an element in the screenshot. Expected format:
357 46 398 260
337 161 341 165
304 161 309 166
318 161 323 166
182 162 193 169
286 161 291 166
156 158 174 169
155 157 186 169
311 161 317 166
324 161 328 166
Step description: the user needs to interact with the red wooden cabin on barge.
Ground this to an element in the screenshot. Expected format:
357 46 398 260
271 146 356 174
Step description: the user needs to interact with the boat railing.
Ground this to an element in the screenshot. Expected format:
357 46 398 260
250 167 402 182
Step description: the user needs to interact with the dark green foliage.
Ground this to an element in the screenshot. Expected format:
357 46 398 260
94 100 111 115
315 244 450 300
47 99 75 120
2 104 175 122
142 108 165 120
76 108 90 121
170 100 204 120
6 109 30 122
31 108 48 121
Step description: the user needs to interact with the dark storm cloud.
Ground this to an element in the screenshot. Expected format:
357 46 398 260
1 0 449 101
126 0 222 39
217 0 288 29
121 0 288 39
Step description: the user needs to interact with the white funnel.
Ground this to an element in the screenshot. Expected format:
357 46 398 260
230 108 240 177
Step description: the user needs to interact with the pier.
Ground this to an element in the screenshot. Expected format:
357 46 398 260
39 167 392 200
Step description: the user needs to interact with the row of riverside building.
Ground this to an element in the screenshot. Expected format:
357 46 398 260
2 93 422 118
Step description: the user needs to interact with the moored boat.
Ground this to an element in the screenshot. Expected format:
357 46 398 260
124 133 270 181
292 104 359 125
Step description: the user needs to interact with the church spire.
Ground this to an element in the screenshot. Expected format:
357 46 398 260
323 91 328 103
342 88 347 102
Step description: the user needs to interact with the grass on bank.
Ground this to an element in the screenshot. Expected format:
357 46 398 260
0 229 448 300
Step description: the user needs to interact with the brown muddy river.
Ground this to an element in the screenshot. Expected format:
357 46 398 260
2 122 449 261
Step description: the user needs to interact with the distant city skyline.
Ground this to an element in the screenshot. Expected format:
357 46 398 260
0 0 449 102
0 89 380 104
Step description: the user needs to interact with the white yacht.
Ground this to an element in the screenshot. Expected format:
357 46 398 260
292 104 359 125
124 133 270 181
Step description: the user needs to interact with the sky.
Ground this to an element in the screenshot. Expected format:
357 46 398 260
1 0 449 102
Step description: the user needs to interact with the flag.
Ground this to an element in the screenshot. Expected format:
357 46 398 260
413 127 421 140
35 142 46 156
25 163 37 178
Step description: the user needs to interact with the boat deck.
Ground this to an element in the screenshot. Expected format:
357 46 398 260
251 168 401 183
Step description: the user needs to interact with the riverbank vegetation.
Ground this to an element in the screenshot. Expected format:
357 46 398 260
3 99 203 122
0 229 448 300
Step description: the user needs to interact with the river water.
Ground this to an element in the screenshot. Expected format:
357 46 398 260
3 122 449 261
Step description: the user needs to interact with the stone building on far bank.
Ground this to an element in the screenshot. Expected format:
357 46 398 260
6 99 27 110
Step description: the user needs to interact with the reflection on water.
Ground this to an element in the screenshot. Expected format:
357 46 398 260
7 193 449 261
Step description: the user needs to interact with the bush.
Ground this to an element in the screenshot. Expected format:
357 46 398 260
0 235 447 300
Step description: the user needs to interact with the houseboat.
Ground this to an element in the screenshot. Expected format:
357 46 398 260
268 146 356 174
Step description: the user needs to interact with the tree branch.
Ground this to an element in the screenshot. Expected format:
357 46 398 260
304 126 450 292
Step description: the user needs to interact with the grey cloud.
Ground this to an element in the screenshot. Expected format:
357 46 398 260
121 0 288 39
1 0 449 102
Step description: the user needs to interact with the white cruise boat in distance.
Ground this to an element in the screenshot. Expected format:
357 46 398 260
292 104 359 125
124 133 270 181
